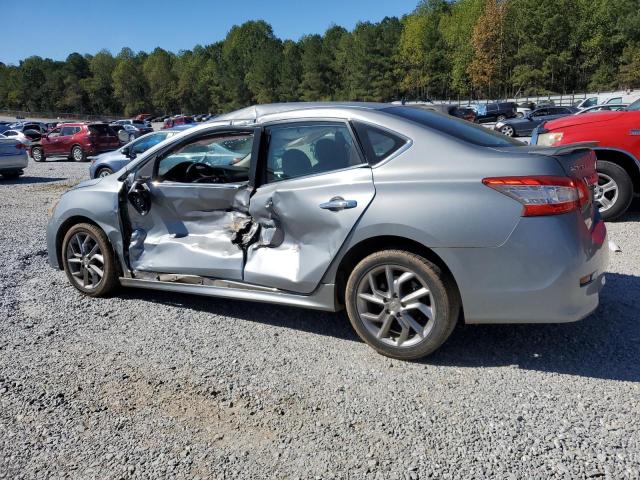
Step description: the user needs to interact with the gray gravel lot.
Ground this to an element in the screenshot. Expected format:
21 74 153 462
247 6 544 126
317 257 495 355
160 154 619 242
1 160 639 479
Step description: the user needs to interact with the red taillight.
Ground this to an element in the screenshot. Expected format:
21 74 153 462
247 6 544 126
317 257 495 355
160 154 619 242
483 176 582 216
15 143 26 150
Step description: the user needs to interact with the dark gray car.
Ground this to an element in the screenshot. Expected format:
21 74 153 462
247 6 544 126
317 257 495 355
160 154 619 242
495 106 579 137
46 102 608 360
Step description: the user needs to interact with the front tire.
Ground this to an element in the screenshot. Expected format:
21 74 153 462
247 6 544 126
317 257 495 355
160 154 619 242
595 160 633 221
62 223 118 297
31 146 45 162
345 250 458 360
71 145 86 162
496 114 507 121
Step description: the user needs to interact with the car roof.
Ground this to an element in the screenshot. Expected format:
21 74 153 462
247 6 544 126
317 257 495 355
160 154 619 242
213 102 389 124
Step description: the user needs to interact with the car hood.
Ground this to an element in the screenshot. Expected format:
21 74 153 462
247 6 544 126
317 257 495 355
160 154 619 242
545 111 626 130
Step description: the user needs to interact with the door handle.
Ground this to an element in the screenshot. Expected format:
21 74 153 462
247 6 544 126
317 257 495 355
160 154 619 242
319 196 357 211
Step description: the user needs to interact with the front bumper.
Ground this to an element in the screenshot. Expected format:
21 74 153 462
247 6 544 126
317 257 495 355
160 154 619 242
435 214 609 324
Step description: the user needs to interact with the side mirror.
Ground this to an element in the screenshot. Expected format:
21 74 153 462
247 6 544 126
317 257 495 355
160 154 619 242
127 178 151 216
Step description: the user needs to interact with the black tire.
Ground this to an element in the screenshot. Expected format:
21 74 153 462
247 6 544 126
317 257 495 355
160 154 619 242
71 145 86 162
500 125 516 137
345 250 459 360
96 167 114 178
496 114 507 121
516 112 524 118
1 171 22 179
61 223 119 297
596 160 633 221
31 146 45 162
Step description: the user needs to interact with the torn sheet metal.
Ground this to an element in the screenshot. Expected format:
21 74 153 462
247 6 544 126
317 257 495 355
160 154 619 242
127 182 251 279
243 167 375 294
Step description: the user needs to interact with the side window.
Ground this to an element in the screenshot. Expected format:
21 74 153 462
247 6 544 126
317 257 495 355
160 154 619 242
532 109 548 117
48 128 61 138
132 133 168 153
583 97 598 108
606 97 622 104
156 132 253 184
352 121 406 165
60 126 75 136
265 122 363 183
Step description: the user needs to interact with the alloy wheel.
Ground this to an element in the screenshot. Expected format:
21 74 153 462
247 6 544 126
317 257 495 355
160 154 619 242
356 264 435 348
595 173 619 213
98 169 113 178
65 231 105 290
500 125 515 137
72 147 84 161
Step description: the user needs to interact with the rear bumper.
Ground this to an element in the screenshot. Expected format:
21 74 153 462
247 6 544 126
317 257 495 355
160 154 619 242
435 214 608 324
0 154 28 171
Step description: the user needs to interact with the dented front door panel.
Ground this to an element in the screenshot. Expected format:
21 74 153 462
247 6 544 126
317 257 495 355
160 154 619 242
127 182 250 279
244 167 375 294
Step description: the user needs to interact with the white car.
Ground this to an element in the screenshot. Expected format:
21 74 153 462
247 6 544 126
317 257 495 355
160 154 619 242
0 129 31 143
0 136 29 179
574 94 639 110
575 104 628 114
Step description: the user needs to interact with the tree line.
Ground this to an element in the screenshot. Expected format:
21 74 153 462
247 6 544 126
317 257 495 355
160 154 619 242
1 0 639 117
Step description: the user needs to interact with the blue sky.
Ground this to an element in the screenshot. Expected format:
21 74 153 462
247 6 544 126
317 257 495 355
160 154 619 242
1 0 419 65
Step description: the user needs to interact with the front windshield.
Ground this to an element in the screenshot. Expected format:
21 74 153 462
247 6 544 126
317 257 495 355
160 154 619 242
628 99 640 111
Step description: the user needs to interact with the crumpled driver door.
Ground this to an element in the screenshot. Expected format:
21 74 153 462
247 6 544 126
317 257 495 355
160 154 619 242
123 127 259 280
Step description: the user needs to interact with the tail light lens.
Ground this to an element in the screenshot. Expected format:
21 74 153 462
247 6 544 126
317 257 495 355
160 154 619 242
483 176 585 216
15 143 27 150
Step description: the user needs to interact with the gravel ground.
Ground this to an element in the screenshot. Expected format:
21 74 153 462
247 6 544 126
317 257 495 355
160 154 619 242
1 160 639 480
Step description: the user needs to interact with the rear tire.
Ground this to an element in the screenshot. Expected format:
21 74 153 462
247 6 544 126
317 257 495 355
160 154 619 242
61 223 119 297
595 160 633 221
71 145 86 162
500 125 516 137
345 250 459 360
31 146 45 162
1 170 22 179
497 114 507 121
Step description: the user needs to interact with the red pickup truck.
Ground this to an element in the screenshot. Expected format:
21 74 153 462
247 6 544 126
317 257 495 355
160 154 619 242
533 99 640 220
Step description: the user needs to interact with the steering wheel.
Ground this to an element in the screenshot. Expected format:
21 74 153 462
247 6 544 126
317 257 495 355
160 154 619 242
185 162 225 183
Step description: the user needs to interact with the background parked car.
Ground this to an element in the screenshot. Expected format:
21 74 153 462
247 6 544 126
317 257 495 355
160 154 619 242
0 129 31 143
162 115 195 129
89 128 188 178
494 106 579 137
469 102 517 123
30 123 119 162
0 136 29 179
533 97 640 220
117 122 154 143
576 104 628 114
574 94 639 110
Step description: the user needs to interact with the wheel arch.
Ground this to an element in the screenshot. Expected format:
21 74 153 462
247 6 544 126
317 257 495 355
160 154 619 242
54 216 103 270
333 235 462 313
594 148 640 194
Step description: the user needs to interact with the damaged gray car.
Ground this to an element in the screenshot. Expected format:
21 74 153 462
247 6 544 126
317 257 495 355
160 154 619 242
47 103 608 359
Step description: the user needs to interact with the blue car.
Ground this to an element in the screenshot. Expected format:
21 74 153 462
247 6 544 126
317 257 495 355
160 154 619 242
89 126 194 179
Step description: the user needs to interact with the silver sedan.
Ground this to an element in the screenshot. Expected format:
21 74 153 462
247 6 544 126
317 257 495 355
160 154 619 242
0 135 29 179
46 102 608 359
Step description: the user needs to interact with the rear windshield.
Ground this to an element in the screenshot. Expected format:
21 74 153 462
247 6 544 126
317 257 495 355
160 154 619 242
383 106 523 147
88 124 115 136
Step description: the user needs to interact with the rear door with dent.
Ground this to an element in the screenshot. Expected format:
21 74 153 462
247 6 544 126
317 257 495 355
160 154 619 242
243 120 375 294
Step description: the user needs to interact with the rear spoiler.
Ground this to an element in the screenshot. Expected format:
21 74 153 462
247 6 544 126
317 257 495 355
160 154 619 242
527 141 599 157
